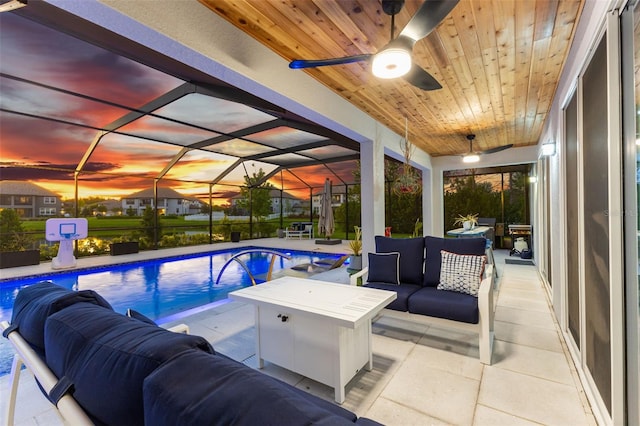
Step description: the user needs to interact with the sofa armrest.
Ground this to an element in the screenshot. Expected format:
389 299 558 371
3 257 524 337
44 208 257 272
167 323 190 334
349 267 369 286
1 320 93 426
477 264 494 300
476 264 495 364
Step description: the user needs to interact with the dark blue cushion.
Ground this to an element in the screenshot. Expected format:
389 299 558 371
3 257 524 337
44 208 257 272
367 252 400 285
407 287 479 324
204 352 359 421
423 237 487 287
356 418 384 425
143 349 358 426
375 236 425 285
44 302 214 426
9 281 112 354
363 282 421 311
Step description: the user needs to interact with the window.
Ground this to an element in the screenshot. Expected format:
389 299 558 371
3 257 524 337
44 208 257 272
16 196 32 205
39 207 56 216
43 197 56 204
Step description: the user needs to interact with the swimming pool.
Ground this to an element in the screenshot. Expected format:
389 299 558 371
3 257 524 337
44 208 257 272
0 247 345 375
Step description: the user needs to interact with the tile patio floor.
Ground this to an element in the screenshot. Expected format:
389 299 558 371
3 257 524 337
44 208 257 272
0 239 596 425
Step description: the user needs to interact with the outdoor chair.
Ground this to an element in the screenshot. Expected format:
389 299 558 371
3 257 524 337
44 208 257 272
285 222 314 239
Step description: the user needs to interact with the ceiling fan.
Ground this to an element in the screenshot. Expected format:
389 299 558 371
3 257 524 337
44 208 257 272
462 134 513 163
288 0 459 91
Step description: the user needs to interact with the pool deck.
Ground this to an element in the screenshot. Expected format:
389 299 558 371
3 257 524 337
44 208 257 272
0 239 596 425
0 238 352 281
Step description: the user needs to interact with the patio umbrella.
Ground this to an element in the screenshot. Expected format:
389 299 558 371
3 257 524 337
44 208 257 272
318 178 334 238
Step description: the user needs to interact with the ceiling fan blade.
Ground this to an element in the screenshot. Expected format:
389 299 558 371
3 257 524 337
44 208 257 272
480 144 514 155
403 63 442 90
399 0 460 43
289 54 372 69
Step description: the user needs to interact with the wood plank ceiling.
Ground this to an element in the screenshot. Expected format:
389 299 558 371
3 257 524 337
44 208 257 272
199 0 584 157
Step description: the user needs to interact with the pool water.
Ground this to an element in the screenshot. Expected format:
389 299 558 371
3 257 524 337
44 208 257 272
0 247 344 375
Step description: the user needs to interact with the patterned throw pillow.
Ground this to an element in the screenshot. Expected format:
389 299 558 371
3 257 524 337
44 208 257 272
437 250 487 296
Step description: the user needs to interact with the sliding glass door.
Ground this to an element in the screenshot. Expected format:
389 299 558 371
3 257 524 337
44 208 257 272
622 1 640 424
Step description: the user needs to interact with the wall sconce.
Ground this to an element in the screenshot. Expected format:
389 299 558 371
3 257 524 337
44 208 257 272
528 176 538 183
541 142 556 156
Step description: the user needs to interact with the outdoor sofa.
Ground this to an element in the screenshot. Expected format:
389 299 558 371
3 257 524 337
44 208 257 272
1 281 380 425
350 236 495 364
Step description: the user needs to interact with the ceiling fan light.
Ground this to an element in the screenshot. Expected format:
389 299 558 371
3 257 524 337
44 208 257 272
463 153 480 163
372 48 411 79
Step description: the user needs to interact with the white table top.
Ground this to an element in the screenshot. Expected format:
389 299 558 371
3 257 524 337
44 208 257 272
228 277 397 328
446 226 491 237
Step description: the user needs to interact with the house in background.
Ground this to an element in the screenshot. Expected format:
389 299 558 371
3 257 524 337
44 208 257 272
121 187 203 216
311 186 347 215
0 181 60 218
229 189 303 217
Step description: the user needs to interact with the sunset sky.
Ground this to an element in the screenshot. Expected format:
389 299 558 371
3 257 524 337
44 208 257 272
0 13 358 202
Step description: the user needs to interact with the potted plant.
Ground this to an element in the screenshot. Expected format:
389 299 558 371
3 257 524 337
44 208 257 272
453 213 479 231
348 226 362 270
0 209 40 269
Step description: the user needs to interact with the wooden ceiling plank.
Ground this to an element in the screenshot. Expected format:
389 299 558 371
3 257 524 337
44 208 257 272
438 12 466 60
534 0 559 41
470 0 498 51
464 55 494 120
493 0 516 142
453 1 482 61
333 0 390 50
277 0 370 59
512 0 535 141
313 0 377 54
483 48 506 127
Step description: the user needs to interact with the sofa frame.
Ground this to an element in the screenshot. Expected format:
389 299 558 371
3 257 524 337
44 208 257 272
0 320 189 425
349 236 495 365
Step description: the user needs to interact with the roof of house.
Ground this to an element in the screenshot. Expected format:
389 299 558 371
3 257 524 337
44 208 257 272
122 187 198 201
230 189 301 201
0 180 59 197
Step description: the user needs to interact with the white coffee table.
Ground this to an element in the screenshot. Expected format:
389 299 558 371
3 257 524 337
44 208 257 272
228 277 397 403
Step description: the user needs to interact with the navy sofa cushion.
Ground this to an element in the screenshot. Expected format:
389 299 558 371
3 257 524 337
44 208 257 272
44 302 214 426
423 237 487 287
367 252 400 285
363 282 421 311
408 287 479 324
9 281 112 354
143 349 365 426
375 236 425 285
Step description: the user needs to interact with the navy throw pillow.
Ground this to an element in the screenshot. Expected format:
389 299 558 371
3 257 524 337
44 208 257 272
9 281 112 353
44 302 214 426
375 236 425 285
367 252 400 285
